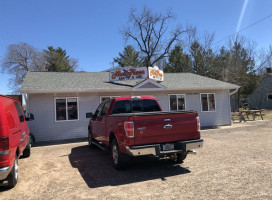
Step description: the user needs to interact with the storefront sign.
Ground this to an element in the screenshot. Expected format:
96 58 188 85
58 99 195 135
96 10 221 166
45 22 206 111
148 66 164 81
109 67 148 82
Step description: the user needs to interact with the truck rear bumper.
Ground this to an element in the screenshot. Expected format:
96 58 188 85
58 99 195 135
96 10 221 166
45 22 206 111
0 166 10 180
126 139 203 156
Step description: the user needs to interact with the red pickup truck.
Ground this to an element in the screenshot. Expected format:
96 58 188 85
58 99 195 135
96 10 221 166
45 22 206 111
87 96 203 169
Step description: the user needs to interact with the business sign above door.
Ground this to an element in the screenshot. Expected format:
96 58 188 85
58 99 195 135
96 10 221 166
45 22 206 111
109 67 148 82
148 66 164 81
109 66 164 82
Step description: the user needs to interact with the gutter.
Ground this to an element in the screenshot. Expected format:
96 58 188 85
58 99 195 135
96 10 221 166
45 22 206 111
229 87 239 96
20 86 240 94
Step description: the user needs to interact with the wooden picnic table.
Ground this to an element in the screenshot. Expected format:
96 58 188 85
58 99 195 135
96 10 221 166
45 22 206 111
239 110 265 121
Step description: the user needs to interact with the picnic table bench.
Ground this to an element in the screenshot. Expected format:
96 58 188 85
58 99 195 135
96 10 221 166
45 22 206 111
232 110 265 122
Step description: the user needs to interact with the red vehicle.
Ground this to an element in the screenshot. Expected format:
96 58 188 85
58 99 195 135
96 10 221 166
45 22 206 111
0 95 34 187
87 96 203 169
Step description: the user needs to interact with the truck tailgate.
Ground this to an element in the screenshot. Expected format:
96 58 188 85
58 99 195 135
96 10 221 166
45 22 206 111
133 112 200 145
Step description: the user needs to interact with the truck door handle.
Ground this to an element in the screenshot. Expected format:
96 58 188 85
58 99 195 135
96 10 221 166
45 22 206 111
164 124 172 129
164 119 171 122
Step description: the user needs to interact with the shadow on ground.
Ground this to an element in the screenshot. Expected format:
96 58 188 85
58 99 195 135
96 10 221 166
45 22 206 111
69 145 190 188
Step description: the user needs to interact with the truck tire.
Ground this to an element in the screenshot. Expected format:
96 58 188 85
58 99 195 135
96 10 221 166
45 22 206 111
176 152 187 163
22 140 31 158
88 132 96 149
111 139 128 170
7 155 18 188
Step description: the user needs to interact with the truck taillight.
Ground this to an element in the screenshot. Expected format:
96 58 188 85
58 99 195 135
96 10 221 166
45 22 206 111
196 117 200 132
124 121 134 138
0 137 9 151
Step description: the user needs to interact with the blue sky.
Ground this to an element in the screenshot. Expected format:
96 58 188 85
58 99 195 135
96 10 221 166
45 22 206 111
0 0 272 94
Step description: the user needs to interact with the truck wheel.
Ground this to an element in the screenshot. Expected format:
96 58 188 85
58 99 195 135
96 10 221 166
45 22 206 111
176 152 187 163
22 140 31 158
111 139 128 170
7 155 18 188
88 132 95 149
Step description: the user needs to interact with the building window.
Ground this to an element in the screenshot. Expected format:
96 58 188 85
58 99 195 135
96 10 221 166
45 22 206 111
268 94 272 100
100 96 120 103
169 94 185 111
201 94 215 112
55 98 78 121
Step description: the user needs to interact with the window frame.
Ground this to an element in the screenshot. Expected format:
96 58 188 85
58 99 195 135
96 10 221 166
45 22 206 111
168 94 186 111
100 96 120 103
54 97 79 122
200 93 216 112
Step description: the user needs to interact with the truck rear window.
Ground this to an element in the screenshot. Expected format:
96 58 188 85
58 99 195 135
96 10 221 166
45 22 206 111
112 99 161 114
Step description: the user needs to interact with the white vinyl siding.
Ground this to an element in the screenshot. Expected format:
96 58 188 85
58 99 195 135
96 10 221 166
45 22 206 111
27 90 232 142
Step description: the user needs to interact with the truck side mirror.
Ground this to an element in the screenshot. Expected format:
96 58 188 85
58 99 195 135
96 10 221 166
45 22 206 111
25 113 34 121
86 112 93 118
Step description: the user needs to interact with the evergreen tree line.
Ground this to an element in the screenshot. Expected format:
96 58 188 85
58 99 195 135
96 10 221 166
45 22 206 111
114 37 261 100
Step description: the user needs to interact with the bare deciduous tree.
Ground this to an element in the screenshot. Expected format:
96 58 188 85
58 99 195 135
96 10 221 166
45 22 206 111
1 43 46 93
122 7 188 67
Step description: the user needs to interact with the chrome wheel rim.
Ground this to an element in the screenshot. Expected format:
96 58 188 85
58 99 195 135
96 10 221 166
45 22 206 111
112 145 118 165
14 158 18 180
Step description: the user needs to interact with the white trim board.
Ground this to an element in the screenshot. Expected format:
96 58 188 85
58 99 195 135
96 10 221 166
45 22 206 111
133 79 165 91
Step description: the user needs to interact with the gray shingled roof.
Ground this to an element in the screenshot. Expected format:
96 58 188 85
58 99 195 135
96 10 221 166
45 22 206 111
20 71 239 93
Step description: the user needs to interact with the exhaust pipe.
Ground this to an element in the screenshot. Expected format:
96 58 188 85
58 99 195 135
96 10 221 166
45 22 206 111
187 150 197 155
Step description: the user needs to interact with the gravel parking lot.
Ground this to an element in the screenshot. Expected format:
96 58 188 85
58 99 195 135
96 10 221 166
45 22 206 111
1 120 272 200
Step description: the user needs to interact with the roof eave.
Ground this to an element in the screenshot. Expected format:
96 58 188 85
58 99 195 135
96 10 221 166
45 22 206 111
164 86 240 91
20 88 133 94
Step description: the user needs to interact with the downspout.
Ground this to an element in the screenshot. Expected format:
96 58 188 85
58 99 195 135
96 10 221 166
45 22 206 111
229 87 239 124
23 93 28 113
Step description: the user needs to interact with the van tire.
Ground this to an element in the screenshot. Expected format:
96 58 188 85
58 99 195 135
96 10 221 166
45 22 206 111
29 133 35 146
111 139 129 170
22 141 31 158
7 155 18 188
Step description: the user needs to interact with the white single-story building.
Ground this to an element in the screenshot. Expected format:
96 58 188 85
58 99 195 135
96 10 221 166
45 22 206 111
20 71 239 142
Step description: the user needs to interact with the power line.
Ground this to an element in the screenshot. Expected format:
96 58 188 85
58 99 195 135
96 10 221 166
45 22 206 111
212 13 272 46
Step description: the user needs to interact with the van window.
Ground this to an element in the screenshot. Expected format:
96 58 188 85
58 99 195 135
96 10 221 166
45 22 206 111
14 101 24 122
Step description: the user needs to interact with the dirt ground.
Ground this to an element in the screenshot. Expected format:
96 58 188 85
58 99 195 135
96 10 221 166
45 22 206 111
1 120 272 200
